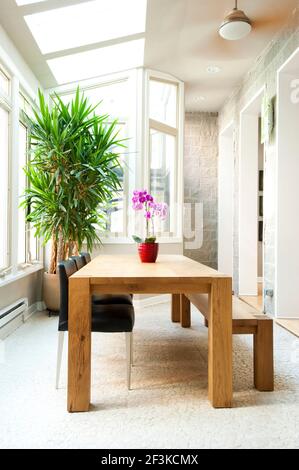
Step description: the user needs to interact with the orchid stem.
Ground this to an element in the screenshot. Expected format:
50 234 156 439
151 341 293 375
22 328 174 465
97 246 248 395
146 202 149 239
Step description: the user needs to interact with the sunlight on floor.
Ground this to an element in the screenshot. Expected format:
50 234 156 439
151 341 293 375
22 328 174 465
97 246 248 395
276 319 299 339
240 283 263 312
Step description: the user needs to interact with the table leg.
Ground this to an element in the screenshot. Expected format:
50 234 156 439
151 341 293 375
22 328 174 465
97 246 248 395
67 277 91 412
171 294 181 322
254 320 274 391
208 278 233 408
180 294 191 328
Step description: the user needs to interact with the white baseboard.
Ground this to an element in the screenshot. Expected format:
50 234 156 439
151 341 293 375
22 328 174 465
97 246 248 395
23 302 38 321
0 301 39 340
134 294 170 308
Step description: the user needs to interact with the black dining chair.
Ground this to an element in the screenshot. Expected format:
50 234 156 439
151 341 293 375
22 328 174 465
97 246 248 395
80 252 91 263
56 259 135 390
79 252 133 306
70 255 86 270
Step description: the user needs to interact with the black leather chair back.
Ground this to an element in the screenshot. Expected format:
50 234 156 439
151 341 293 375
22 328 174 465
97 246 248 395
80 252 91 264
58 259 77 331
71 255 86 270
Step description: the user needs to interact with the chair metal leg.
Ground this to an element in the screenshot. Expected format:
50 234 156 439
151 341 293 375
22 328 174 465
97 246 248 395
125 332 133 390
55 331 64 389
130 332 134 367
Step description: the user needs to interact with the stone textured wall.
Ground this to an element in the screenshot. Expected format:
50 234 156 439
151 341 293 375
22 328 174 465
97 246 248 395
219 5 299 314
184 112 218 269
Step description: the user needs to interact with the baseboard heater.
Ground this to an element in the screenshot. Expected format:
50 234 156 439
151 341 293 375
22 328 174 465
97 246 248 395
0 298 28 329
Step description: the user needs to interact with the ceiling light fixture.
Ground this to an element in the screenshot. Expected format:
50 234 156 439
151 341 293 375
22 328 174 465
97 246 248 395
219 0 252 41
207 66 221 74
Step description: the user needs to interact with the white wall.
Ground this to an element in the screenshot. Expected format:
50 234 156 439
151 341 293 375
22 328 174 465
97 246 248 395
239 104 260 296
276 60 299 317
0 24 41 98
92 242 183 256
0 271 42 311
218 124 234 277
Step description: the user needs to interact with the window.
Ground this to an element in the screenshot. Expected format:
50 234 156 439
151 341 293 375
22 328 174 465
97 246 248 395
19 92 35 119
15 0 46 5
147 75 182 240
83 84 130 237
25 0 147 54
149 129 176 235
0 106 9 271
0 64 41 282
149 79 177 128
0 68 10 96
104 122 128 236
19 92 39 264
53 69 183 243
57 75 135 240
47 39 145 85
18 122 27 265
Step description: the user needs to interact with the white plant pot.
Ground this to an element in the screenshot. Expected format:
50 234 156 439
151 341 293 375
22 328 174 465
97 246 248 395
43 272 60 312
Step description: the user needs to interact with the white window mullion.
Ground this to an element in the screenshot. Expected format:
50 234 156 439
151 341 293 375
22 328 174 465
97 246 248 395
10 76 20 274
177 80 184 241
146 71 184 241
149 118 177 137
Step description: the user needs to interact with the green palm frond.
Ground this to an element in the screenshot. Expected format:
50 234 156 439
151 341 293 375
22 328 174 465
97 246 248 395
22 86 126 254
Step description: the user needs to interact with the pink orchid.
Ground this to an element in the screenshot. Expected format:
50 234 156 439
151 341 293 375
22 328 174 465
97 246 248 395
132 189 169 243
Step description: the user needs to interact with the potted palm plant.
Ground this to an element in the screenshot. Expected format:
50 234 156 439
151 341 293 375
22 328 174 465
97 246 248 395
22 88 124 311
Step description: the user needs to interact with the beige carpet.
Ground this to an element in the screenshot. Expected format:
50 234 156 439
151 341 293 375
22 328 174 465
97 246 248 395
0 301 299 449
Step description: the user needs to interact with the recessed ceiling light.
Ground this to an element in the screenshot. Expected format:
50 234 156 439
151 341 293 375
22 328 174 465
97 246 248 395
47 39 145 85
206 66 221 74
195 96 206 102
25 0 147 55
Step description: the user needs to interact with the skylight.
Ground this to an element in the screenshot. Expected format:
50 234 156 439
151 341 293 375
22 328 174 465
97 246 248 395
15 0 46 5
25 0 147 55
47 39 145 85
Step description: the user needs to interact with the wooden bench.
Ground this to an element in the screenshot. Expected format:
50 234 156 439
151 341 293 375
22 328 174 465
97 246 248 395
171 293 274 392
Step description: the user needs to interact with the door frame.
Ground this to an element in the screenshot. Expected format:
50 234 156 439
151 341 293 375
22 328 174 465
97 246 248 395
239 86 265 296
275 47 299 318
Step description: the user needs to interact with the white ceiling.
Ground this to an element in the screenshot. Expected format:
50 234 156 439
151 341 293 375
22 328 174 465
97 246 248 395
0 0 298 111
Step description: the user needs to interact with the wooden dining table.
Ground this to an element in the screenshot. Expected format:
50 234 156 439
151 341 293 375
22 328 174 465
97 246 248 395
67 254 232 412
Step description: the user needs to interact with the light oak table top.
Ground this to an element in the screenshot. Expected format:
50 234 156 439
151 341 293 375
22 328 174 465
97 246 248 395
71 255 230 294
72 254 228 279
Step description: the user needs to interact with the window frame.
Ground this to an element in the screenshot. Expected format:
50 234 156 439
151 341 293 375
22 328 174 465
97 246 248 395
0 105 11 272
0 67 12 274
48 68 184 245
18 91 41 266
49 69 139 244
0 64 43 284
17 119 28 266
144 69 184 243
0 63 11 99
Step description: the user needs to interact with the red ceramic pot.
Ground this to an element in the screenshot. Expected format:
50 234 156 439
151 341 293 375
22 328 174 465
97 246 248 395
138 243 159 263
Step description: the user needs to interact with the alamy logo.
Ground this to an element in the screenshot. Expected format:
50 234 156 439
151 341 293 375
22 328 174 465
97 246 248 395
184 203 204 250
290 78 299 104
